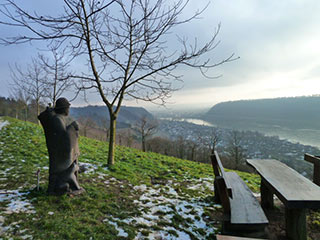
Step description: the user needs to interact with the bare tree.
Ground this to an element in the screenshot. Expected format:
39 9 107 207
209 128 220 154
78 116 96 137
188 140 198 162
226 130 246 170
9 88 31 121
97 116 110 142
38 47 75 106
198 128 220 160
0 0 236 165
124 129 134 147
134 116 158 152
176 135 187 159
10 58 47 121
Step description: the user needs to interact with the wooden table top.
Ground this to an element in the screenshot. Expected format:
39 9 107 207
247 159 320 208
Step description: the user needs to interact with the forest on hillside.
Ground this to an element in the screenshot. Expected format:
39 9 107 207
204 96 320 129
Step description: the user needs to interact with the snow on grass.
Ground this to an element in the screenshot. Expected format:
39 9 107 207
0 120 9 131
0 219 33 239
0 189 36 238
2 167 14 176
79 162 99 174
118 177 216 240
0 190 35 215
99 174 217 239
103 217 129 238
186 177 214 192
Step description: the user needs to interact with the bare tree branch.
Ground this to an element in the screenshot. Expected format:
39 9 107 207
0 0 237 165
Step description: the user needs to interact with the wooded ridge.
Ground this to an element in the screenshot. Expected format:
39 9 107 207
203 96 320 129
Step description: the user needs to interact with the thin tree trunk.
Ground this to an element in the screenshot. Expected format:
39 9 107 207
36 101 40 125
108 115 117 166
142 135 146 152
24 106 28 121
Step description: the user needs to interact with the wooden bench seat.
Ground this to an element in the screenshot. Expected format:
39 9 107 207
211 151 268 235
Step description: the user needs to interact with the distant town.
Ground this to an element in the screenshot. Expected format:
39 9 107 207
158 119 319 178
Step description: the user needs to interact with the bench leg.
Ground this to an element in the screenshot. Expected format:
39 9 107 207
285 208 307 240
260 178 273 209
214 179 221 203
313 164 320 186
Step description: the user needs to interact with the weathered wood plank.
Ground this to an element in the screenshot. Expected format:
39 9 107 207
225 172 268 226
304 153 320 165
217 235 266 240
247 159 320 209
212 151 233 198
216 176 231 214
211 152 221 177
304 153 320 186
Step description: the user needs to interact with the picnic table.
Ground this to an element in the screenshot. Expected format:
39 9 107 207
247 159 320 240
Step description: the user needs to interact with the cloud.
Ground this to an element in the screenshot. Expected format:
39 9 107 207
1 0 320 108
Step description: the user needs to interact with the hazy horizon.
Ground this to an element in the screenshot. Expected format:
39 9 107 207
1 1 319 110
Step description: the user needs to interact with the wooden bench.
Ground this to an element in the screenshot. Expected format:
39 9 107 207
247 159 320 240
210 151 268 236
304 153 320 186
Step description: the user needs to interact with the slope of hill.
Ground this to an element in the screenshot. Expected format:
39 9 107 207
0 117 320 240
204 96 320 130
0 117 224 239
70 105 154 128
1 117 320 239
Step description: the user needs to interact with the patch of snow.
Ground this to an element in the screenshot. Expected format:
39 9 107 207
187 177 214 192
167 187 178 196
0 120 9 131
103 218 128 238
80 162 98 174
252 192 261 198
135 226 192 240
2 167 14 175
20 234 33 239
187 183 203 190
122 179 216 239
103 166 109 171
213 204 222 209
133 184 147 192
0 190 35 215
124 217 154 226
165 227 192 240
97 172 108 178
109 221 128 238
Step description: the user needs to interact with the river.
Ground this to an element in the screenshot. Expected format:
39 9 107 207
162 117 320 149
160 118 215 127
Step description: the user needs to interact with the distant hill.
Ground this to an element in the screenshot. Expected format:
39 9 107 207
203 96 320 130
70 105 154 128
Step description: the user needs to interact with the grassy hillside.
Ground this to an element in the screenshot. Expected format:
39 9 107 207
1 117 318 239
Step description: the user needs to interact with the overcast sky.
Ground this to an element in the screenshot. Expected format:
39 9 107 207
0 0 319 111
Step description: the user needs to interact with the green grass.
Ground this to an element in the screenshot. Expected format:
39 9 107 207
0 117 263 240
